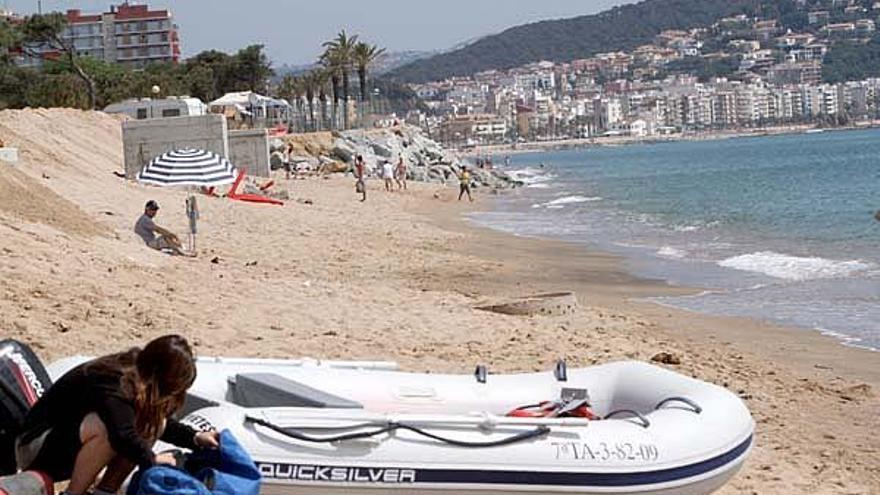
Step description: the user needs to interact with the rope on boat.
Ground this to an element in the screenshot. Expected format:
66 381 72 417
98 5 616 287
245 415 551 448
655 396 702 414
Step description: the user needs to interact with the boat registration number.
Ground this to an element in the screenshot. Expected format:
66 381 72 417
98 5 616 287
552 442 660 462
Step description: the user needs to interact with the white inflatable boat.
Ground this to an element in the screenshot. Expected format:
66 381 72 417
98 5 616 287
47 357 754 495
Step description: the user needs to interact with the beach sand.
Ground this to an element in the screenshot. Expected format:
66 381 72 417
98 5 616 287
0 109 877 494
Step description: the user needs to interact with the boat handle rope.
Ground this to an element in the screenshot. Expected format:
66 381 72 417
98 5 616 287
603 409 650 428
245 415 551 448
655 396 702 414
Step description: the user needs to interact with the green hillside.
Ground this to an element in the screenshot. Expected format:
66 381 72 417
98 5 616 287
388 0 775 83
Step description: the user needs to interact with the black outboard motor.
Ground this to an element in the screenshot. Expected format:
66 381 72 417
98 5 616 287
0 340 52 476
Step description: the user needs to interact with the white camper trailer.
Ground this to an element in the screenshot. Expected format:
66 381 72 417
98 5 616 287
104 96 207 120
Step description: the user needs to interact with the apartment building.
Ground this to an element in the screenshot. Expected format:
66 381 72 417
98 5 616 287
18 2 180 69
439 113 508 145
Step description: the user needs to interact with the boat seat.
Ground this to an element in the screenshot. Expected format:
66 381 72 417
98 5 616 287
229 373 363 409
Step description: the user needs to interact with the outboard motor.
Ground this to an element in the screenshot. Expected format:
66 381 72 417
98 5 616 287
0 340 52 476
0 471 53 495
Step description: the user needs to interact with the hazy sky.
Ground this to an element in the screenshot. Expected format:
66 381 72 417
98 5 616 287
5 0 635 64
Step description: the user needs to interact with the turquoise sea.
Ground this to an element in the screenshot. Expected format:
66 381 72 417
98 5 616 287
470 129 880 351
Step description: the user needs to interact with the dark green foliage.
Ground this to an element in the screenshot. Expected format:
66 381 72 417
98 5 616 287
389 0 764 83
371 78 427 114
753 0 808 31
0 34 274 110
822 37 880 83
663 56 740 81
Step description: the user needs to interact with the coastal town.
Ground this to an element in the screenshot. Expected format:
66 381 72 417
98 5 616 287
6 1 880 150
412 7 880 146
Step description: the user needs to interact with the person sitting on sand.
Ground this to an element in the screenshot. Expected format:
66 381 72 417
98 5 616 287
458 166 473 202
354 155 366 202
395 156 408 191
134 200 190 256
382 160 395 192
15 335 220 495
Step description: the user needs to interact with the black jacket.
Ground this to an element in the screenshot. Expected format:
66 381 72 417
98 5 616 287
20 360 197 469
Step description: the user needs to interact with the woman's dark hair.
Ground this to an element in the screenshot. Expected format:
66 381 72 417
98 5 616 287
87 335 196 439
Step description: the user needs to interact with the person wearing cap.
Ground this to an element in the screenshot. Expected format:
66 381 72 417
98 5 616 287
134 201 190 256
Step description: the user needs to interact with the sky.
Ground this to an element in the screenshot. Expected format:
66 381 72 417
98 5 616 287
4 0 636 65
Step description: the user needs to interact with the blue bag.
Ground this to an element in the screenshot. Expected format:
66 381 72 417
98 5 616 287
127 466 211 495
129 430 260 495
187 430 261 495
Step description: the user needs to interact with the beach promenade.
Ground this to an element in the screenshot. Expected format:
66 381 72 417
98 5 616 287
0 109 877 494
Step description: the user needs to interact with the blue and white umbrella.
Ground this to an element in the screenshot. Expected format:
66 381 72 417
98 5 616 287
137 149 238 187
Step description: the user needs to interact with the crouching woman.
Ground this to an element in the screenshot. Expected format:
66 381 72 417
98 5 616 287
15 335 219 495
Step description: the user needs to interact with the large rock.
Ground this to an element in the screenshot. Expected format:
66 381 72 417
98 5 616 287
303 142 324 156
290 155 317 165
331 139 356 162
372 142 393 158
428 165 452 182
319 161 350 174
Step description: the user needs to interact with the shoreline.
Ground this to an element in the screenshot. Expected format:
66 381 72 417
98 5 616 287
456 121 880 157
418 196 880 385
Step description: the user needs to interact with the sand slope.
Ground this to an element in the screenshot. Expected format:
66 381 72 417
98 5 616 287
0 109 877 494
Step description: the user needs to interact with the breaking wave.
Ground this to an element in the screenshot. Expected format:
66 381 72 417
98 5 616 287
718 252 874 281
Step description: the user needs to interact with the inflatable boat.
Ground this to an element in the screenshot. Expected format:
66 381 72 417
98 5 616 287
47 357 754 495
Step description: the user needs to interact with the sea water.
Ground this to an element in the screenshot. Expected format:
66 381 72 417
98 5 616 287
470 129 880 351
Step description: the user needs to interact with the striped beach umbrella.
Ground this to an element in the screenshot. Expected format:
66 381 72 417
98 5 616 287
137 149 238 187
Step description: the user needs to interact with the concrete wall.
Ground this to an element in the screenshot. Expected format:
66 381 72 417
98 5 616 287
122 114 228 179
228 129 270 178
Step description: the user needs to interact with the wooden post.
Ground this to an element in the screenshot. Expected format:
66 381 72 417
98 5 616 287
186 195 199 254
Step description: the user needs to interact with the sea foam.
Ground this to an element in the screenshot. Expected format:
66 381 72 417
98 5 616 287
657 246 688 259
507 167 555 188
532 195 602 209
718 251 873 281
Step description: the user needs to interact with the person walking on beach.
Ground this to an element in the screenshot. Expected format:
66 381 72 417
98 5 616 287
395 156 408 191
458 166 473 202
15 335 220 495
134 200 191 256
354 155 366 202
382 160 395 192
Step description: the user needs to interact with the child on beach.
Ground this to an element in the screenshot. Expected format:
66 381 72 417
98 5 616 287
395 156 407 191
458 167 473 202
382 160 395 192
15 335 219 495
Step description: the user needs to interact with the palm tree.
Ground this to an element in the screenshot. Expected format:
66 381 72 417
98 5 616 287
302 71 317 131
322 30 359 130
319 49 343 130
352 42 386 104
276 75 299 131
310 69 330 131
292 76 309 132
